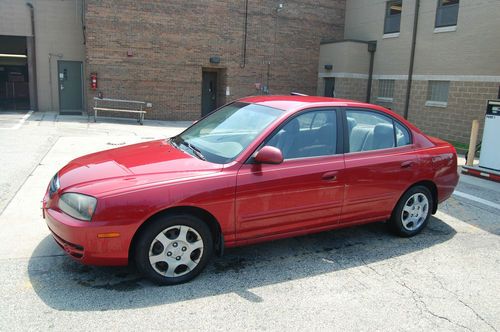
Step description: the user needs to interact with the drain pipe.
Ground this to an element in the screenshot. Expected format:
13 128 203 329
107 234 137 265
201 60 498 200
26 2 38 111
366 41 377 103
240 0 248 68
403 0 420 119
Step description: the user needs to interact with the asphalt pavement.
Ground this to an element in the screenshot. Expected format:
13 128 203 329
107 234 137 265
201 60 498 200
0 111 498 331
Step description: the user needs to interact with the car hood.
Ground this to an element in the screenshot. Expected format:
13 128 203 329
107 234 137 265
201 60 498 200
57 139 223 196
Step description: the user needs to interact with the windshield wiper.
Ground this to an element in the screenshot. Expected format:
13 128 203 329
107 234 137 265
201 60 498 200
180 141 206 161
168 136 206 161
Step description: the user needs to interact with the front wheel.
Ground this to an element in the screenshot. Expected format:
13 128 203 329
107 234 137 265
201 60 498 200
134 214 213 285
389 185 433 237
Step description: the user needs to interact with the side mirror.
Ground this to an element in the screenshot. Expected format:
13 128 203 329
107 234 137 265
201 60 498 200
254 146 284 164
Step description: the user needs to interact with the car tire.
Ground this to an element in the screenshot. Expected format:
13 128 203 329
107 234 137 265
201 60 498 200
389 185 433 237
134 214 213 285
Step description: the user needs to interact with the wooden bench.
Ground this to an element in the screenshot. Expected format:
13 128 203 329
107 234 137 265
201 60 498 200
93 97 147 125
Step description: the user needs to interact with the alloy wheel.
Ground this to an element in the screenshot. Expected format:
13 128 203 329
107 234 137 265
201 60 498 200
401 193 429 231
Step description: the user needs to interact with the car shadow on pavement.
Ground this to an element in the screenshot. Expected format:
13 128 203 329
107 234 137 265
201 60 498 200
28 216 455 311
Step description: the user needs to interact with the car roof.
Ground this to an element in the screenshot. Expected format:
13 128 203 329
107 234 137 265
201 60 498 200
238 95 381 113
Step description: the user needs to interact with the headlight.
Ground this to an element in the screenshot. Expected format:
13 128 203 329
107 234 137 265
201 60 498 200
58 193 97 221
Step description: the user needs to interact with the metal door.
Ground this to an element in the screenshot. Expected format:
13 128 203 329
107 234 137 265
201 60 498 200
324 77 335 97
58 61 83 114
201 71 217 116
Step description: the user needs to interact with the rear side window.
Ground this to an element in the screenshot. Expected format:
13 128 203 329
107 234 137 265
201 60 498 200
395 122 411 146
346 109 411 152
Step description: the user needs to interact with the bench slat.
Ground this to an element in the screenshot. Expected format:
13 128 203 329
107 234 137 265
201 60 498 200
93 107 146 114
93 97 146 104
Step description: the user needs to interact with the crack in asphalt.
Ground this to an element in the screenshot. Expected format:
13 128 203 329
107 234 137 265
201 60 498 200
426 268 498 332
400 281 473 332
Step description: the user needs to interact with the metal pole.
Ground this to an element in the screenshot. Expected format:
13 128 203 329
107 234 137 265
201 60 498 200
26 3 38 111
403 0 420 119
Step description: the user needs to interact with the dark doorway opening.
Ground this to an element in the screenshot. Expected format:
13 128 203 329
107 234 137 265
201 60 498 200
201 70 218 117
324 77 335 97
0 36 30 111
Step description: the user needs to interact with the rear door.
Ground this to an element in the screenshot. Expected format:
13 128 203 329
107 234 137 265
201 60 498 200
341 108 420 224
235 109 345 242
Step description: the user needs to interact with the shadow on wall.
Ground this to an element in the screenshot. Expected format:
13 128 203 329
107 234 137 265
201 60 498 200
28 217 455 311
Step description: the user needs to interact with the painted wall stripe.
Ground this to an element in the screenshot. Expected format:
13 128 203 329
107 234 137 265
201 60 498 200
318 72 500 83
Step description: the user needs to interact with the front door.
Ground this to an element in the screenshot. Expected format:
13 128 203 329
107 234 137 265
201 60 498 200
201 71 217 116
58 60 83 114
235 109 345 243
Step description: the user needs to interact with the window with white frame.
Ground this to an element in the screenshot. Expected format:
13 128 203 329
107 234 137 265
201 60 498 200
384 1 402 34
378 79 395 101
427 81 450 105
435 0 459 27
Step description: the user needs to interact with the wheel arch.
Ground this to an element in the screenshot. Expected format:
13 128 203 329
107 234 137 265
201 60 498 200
128 206 224 264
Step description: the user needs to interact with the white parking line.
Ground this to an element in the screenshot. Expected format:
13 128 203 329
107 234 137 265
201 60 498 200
453 190 500 210
11 110 33 130
0 111 33 130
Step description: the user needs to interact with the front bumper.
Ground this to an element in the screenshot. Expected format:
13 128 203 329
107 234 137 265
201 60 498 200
44 207 130 266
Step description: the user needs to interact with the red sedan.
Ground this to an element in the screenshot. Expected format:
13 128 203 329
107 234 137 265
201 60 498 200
42 96 458 285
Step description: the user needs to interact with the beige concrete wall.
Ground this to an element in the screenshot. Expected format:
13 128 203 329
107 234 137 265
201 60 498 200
318 41 370 76
414 0 500 76
317 41 370 96
0 0 85 112
0 1 32 37
344 0 500 77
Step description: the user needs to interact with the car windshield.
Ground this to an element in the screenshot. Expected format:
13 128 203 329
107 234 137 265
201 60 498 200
171 102 283 164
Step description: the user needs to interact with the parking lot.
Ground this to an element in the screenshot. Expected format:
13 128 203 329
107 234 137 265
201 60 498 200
0 111 499 331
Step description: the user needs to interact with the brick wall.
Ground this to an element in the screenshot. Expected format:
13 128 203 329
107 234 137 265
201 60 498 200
85 0 345 120
333 77 367 102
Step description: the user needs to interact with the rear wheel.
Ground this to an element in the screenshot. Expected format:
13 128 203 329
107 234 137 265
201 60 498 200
389 185 432 237
134 214 213 285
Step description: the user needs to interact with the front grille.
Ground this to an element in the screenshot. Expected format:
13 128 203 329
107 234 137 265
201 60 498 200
48 226 84 259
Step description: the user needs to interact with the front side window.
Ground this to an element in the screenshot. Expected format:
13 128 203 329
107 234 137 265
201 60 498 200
384 1 402 34
174 102 283 163
427 81 450 103
265 110 337 159
346 109 411 152
436 0 459 27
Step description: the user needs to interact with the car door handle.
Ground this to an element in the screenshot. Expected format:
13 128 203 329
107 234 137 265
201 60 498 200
322 171 338 181
401 161 415 168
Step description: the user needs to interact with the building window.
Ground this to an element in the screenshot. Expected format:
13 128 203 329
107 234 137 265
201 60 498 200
426 81 450 107
378 79 395 101
435 0 459 27
384 1 402 34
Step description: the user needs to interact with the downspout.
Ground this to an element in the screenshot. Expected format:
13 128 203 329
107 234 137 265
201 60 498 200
240 0 248 68
26 2 38 111
366 41 377 103
403 0 420 119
